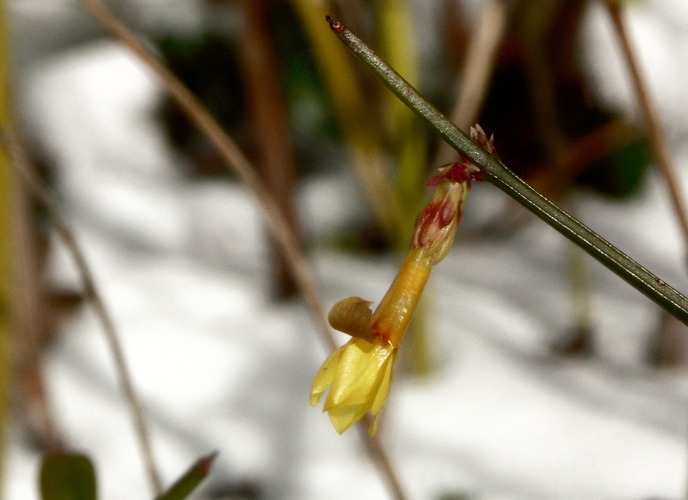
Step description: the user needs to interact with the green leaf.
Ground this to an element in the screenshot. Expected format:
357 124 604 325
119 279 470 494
39 451 97 500
156 451 218 500
579 136 650 198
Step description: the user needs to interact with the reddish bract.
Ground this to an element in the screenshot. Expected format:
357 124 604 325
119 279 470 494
326 15 346 34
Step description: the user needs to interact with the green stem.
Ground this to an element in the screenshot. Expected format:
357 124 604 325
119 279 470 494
325 16 688 326
155 451 218 500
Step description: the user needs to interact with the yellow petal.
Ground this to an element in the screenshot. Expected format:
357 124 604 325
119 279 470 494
327 403 370 434
368 415 380 436
309 346 343 406
310 337 397 435
371 349 395 416
368 350 395 436
326 339 390 406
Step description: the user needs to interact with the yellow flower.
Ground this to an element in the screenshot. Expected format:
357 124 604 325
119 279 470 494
311 145 489 435
310 251 432 435
310 337 395 435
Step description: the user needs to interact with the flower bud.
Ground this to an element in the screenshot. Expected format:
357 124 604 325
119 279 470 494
413 171 469 264
311 127 495 435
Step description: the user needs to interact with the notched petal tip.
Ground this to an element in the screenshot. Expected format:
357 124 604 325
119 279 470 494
309 389 324 407
328 404 369 434
368 417 379 436
310 347 344 407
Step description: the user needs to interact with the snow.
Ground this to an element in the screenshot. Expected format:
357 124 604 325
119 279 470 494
8 1 688 499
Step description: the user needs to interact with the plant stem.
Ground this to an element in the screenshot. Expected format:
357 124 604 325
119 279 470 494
80 0 334 350
441 0 509 136
377 0 427 232
0 0 10 486
325 16 688 326
0 132 163 494
238 0 300 298
13 161 62 450
604 1 688 268
292 0 405 243
155 451 218 500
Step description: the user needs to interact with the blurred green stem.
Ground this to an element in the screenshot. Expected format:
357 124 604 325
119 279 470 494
155 452 217 500
326 16 688 325
291 0 405 242
519 4 594 341
566 230 594 335
377 0 427 232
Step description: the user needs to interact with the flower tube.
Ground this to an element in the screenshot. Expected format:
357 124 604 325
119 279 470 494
311 126 491 435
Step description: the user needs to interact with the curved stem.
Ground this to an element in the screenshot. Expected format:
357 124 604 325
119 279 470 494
326 16 688 326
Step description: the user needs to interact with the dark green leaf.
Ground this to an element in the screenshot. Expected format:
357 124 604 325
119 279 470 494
578 136 650 198
39 451 97 500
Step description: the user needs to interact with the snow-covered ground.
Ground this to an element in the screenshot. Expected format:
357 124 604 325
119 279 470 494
7 1 688 499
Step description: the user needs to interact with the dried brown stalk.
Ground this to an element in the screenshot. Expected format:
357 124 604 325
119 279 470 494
80 0 333 349
435 0 510 165
12 169 61 450
605 0 688 267
237 0 301 298
0 132 163 494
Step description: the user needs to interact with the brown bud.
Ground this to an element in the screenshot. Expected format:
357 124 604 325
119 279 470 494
328 296 375 341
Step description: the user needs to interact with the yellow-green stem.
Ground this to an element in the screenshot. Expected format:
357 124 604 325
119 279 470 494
291 0 404 242
372 251 432 347
377 0 428 233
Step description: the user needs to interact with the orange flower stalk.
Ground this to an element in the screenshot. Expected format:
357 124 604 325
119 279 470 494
311 126 492 435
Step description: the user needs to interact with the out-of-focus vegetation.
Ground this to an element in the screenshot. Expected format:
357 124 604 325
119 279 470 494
0 0 12 489
8 0 677 497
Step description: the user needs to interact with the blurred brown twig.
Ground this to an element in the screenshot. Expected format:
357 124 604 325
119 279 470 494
0 131 163 495
605 0 688 268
